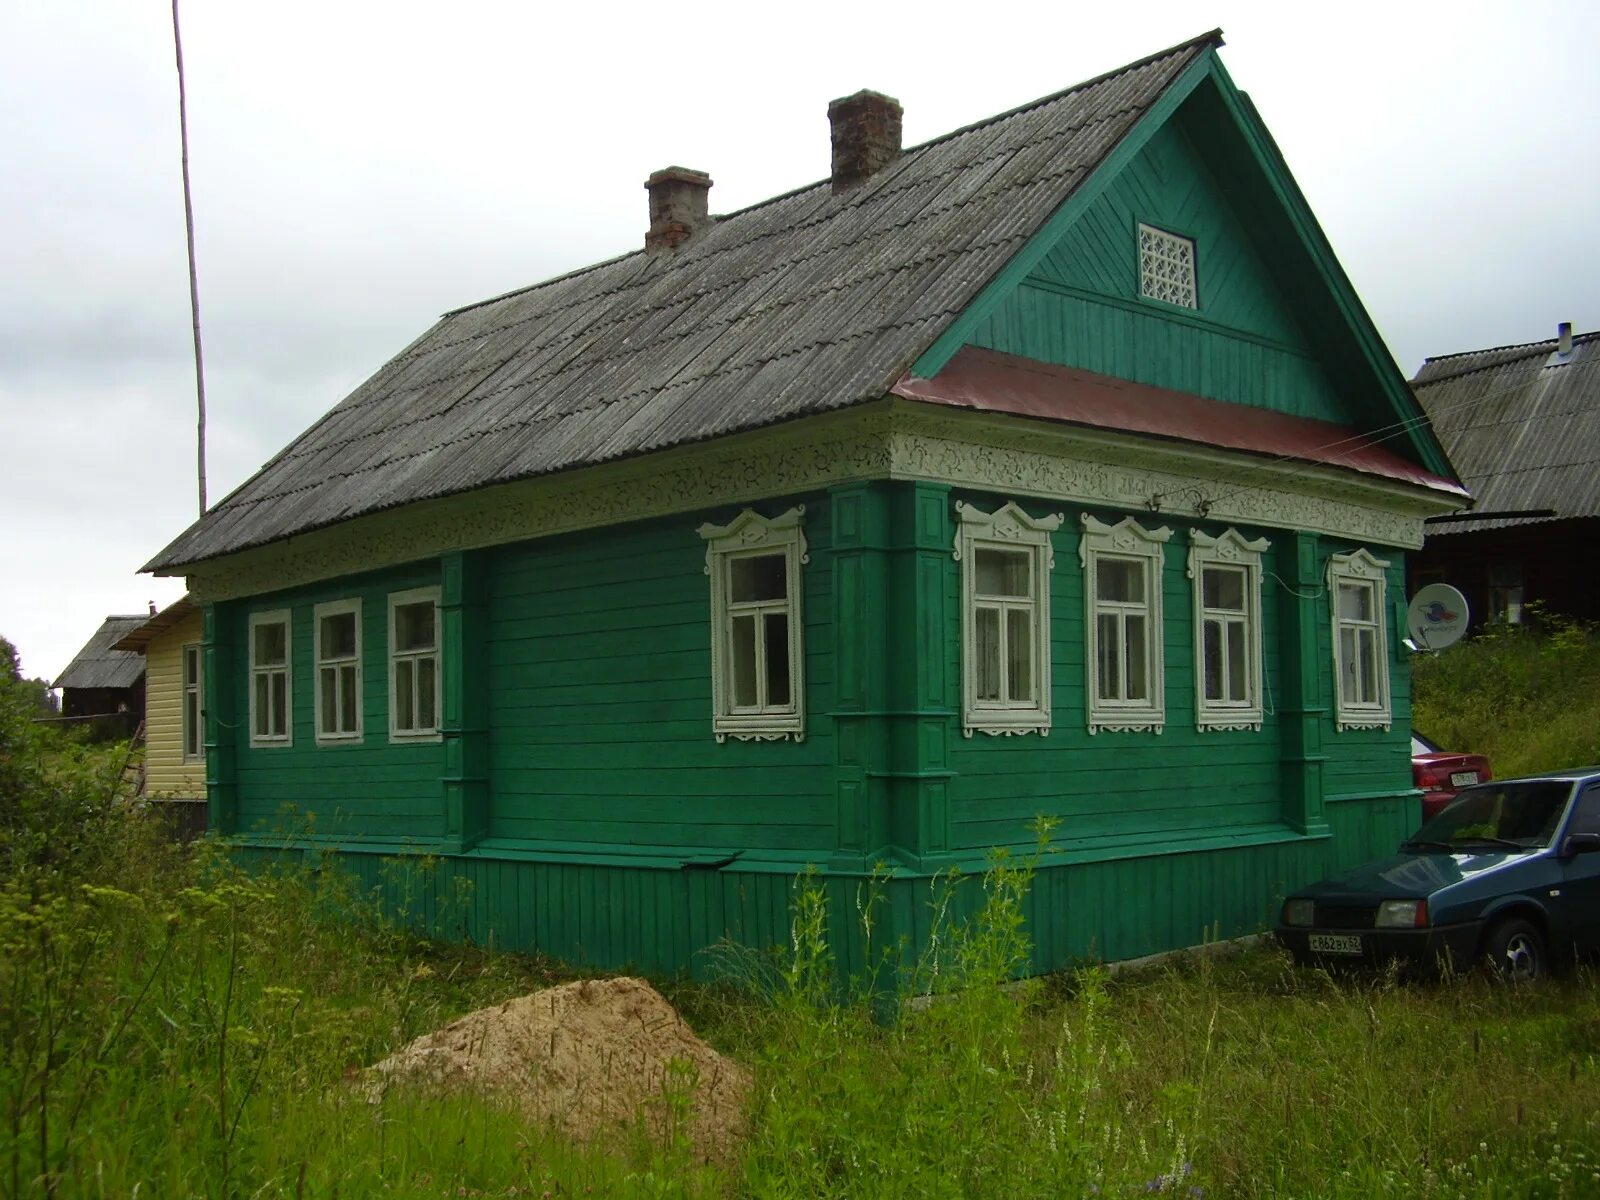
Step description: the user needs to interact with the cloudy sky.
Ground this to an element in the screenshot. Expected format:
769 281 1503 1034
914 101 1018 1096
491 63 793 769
3 0 1596 683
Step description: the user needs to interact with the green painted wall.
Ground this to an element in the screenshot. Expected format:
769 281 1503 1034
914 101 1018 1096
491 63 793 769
222 563 444 841
967 119 1348 423
484 501 836 854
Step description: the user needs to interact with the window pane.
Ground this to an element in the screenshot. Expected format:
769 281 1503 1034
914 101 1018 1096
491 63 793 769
976 606 1001 701
1203 566 1245 611
322 612 356 659
1124 616 1147 701
185 693 200 757
975 549 1029 599
1096 613 1120 700
271 672 287 735
417 657 436 730
1339 582 1371 622
395 660 415 730
764 613 790 707
1006 607 1032 702
255 621 286 666
730 554 786 604
1226 620 1248 702
1097 558 1143 604
340 665 358 732
320 668 336 734
1202 619 1223 702
395 602 435 653
183 647 199 687
254 674 269 736
731 615 758 707
1340 627 1358 697
1358 629 1379 704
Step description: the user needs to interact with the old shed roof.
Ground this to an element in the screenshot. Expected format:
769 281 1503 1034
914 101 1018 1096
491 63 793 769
1413 329 1600 535
54 616 149 691
146 32 1222 573
113 596 197 653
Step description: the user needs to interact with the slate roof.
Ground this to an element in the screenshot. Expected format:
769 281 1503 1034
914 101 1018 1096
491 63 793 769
1413 330 1600 535
147 31 1223 572
114 596 197 653
54 616 149 691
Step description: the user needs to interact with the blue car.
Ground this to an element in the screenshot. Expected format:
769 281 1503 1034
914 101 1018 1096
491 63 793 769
1277 768 1600 979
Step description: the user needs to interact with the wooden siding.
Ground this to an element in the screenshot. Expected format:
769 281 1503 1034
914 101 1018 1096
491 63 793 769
485 503 836 854
226 564 445 841
143 609 205 800
967 120 1347 423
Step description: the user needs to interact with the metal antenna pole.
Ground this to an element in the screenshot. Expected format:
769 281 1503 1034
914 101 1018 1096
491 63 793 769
172 0 207 515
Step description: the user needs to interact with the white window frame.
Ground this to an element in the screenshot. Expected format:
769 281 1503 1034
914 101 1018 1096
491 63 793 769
953 500 1062 737
1082 514 1172 735
248 609 292 747
1327 548 1392 731
1188 528 1269 732
388 586 442 743
181 642 203 761
697 507 807 743
1137 222 1198 309
313 598 363 744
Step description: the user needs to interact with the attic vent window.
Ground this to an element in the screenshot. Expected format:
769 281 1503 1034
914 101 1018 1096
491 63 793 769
1138 223 1197 309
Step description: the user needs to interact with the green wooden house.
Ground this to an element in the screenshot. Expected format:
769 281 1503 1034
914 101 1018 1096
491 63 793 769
144 31 1468 977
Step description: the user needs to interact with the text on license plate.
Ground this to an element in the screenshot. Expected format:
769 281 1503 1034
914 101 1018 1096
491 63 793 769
1309 933 1362 956
1451 771 1479 787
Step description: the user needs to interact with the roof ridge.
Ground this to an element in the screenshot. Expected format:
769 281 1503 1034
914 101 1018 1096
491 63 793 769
1421 329 1600 365
440 30 1222 321
1415 330 1599 388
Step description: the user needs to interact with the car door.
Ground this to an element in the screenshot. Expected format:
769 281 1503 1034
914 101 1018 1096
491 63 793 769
1558 783 1600 953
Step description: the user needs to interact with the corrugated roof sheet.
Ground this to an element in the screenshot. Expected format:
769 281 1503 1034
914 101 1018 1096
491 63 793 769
113 596 197 652
895 347 1468 496
146 32 1221 572
54 616 149 690
1413 330 1600 535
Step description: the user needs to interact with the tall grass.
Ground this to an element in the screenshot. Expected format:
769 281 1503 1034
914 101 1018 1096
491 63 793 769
1413 611 1600 775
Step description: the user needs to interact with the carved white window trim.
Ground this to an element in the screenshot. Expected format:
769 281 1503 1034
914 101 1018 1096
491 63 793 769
388 586 442 743
181 643 204 761
1327 548 1392 732
313 598 363 744
698 507 807 743
953 500 1063 737
248 609 292 747
1081 515 1172 734
1188 528 1269 732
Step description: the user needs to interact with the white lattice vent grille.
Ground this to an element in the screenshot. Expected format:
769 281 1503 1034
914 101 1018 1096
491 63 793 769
1138 223 1197 309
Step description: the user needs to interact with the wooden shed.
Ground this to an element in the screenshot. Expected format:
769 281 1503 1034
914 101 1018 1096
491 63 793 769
53 615 147 739
142 32 1467 977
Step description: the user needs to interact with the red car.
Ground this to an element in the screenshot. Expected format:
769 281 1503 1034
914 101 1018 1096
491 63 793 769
1412 732 1493 820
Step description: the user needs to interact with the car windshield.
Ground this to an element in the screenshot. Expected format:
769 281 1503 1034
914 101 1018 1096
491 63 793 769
1411 780 1574 850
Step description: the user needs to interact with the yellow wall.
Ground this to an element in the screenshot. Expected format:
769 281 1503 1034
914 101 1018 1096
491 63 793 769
144 611 205 800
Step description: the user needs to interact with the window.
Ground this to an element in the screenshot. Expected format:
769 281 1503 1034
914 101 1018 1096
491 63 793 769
1488 563 1524 625
1082 515 1172 734
1188 529 1269 732
1138 223 1197 309
954 501 1061 736
697 507 807 742
181 643 203 760
389 587 441 741
314 599 362 742
1327 549 1391 731
248 610 292 746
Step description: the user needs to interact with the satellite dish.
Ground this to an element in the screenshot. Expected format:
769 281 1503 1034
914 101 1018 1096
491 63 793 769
1406 583 1469 652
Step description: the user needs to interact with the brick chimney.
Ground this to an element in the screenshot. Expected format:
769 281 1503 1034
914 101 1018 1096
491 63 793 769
645 167 712 253
828 89 903 193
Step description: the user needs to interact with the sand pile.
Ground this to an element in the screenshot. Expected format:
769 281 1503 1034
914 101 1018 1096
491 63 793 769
365 976 749 1161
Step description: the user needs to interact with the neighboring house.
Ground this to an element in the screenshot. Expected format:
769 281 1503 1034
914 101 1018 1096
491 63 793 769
142 31 1467 977
114 597 208 837
1409 325 1600 628
54 615 147 738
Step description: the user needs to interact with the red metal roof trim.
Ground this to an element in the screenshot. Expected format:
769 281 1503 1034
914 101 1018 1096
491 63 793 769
892 347 1467 496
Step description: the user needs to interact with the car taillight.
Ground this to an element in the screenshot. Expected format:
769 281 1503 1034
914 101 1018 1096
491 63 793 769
1414 764 1451 790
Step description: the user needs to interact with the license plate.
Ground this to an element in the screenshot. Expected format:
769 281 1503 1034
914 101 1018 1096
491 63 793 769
1309 933 1362 956
1451 771 1479 788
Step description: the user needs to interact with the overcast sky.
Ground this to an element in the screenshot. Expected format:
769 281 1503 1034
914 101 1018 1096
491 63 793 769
3 0 1596 683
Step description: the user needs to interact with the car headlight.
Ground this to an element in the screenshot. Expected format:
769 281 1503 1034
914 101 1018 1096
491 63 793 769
1282 898 1315 927
1376 899 1430 929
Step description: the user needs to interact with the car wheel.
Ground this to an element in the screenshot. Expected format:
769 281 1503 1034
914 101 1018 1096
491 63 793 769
1481 918 1546 982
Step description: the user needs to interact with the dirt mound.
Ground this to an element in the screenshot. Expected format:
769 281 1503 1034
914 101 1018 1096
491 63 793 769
365 976 749 1162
